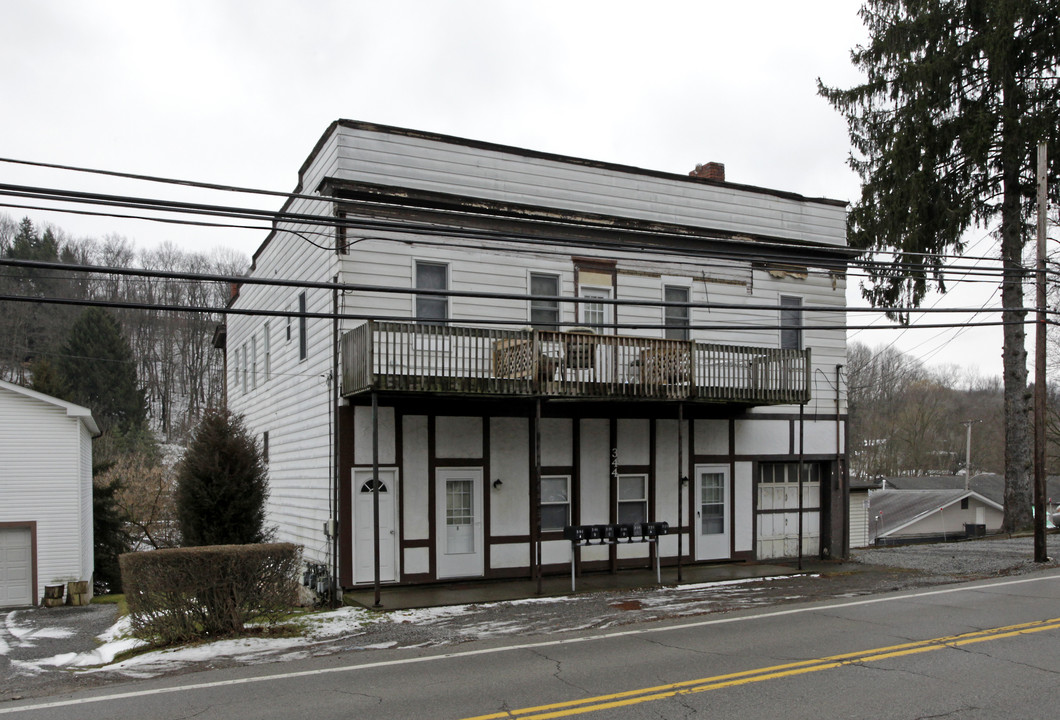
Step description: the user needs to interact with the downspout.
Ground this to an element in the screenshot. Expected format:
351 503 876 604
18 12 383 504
331 277 340 608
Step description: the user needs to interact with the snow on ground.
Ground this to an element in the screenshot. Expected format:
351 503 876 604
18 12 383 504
11 575 810 679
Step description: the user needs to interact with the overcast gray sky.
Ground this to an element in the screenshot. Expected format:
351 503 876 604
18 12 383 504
0 1 1017 379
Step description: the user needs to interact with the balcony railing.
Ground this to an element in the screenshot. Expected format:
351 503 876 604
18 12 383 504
340 321 810 405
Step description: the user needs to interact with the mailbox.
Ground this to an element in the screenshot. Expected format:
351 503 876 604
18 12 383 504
596 524 616 542
585 525 603 541
563 525 587 542
641 521 669 537
615 523 635 540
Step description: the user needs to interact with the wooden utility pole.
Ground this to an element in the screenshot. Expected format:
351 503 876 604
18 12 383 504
1034 141 1048 563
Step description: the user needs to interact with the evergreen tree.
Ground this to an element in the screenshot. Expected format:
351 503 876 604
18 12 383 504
28 356 69 400
175 410 269 546
57 307 147 436
819 1 1060 531
93 476 131 593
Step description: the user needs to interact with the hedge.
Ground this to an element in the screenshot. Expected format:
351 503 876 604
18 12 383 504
120 543 301 645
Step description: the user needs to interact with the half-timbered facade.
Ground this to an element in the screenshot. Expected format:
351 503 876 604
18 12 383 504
226 120 850 590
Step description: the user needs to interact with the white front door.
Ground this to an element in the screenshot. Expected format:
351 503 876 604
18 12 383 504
436 468 484 579
353 469 398 584
695 465 731 561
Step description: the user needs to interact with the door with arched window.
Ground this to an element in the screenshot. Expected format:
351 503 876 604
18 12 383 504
352 468 399 584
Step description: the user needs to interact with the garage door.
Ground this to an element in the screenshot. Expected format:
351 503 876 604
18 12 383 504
0 527 33 607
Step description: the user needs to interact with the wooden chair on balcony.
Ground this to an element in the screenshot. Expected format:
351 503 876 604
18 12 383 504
640 345 691 385
564 328 596 371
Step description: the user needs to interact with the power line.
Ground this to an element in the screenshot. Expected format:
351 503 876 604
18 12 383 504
0 155 1014 266
0 181 1042 281
0 257 1049 317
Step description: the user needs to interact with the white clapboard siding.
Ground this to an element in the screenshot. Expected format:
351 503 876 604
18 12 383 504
229 121 850 570
316 124 846 247
0 381 97 605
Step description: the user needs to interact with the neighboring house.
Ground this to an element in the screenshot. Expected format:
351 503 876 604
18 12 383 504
224 120 850 590
849 478 882 548
0 380 98 606
868 489 1003 545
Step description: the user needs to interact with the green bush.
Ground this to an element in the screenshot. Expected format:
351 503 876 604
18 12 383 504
119 543 301 645
176 410 270 546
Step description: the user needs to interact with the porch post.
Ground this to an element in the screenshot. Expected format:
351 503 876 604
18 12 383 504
677 402 684 582
372 391 382 607
535 398 543 594
797 402 805 571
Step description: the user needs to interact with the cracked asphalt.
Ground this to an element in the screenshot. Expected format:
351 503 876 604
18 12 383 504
2 535 1056 702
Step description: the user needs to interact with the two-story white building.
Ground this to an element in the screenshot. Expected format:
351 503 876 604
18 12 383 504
225 120 850 591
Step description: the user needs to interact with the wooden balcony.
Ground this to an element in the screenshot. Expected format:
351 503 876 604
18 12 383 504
340 321 810 405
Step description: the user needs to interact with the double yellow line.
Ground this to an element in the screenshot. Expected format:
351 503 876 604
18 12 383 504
461 616 1060 720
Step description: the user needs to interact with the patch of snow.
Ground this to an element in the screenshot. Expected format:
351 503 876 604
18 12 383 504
24 627 75 640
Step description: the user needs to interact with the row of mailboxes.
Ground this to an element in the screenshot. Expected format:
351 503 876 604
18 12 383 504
562 522 669 543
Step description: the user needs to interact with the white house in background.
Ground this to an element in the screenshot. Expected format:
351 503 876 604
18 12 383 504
868 489 1003 545
0 379 98 606
224 120 850 591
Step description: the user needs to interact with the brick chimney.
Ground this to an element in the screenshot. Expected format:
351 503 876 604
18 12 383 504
689 162 725 182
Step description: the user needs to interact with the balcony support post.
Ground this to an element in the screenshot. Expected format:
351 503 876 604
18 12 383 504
534 397 543 594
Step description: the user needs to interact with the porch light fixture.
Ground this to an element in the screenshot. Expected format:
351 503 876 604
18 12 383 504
493 478 503 490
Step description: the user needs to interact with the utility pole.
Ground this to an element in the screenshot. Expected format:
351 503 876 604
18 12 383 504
962 420 975 492
1034 141 1048 563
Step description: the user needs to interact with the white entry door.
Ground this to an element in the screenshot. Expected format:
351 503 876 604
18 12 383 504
353 469 398 584
694 465 731 561
435 468 484 579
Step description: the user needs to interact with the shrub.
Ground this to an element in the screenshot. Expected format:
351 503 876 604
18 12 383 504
176 410 270 546
119 543 301 645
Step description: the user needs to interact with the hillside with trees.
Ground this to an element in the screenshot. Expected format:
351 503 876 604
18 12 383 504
0 213 245 444
847 341 1060 481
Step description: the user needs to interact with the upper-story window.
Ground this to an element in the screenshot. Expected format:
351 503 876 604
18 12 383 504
663 285 691 341
250 335 258 389
298 292 308 361
241 342 249 393
415 261 448 324
529 273 560 329
263 321 271 382
780 295 803 350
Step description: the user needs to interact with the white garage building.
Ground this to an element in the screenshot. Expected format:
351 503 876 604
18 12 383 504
0 379 98 606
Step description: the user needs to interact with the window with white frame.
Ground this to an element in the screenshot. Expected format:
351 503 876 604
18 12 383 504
780 295 803 350
617 474 648 525
233 346 242 394
579 286 612 333
415 261 448 323
540 476 571 531
263 321 271 382
250 335 258 389
241 342 248 393
530 273 560 329
664 285 691 341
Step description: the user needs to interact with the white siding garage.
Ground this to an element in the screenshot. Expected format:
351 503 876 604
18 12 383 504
0 526 34 607
0 380 99 607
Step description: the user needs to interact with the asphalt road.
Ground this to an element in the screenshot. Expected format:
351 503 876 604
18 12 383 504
5 568 1060 720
